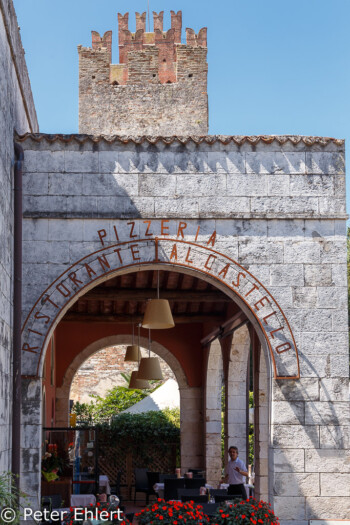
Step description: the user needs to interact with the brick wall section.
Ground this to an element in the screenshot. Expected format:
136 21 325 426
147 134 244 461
70 346 175 404
78 11 208 135
0 0 37 473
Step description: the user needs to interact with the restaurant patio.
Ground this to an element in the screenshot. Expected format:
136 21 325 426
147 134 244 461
39 266 268 522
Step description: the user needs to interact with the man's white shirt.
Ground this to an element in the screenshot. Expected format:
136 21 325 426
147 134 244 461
227 457 247 484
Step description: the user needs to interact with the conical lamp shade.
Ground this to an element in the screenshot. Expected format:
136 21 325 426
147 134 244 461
124 345 141 362
138 357 163 380
142 299 175 329
128 371 151 390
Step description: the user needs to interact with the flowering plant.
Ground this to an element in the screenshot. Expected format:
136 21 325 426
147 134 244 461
62 502 130 525
213 498 279 525
41 443 65 482
136 499 210 525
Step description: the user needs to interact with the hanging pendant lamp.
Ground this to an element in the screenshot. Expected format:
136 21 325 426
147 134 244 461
128 370 150 390
124 323 141 362
142 271 175 329
128 324 150 389
138 329 164 381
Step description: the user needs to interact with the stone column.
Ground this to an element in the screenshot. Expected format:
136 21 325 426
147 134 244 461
180 386 203 473
227 325 250 466
256 347 269 502
55 386 70 427
205 340 223 486
21 378 42 511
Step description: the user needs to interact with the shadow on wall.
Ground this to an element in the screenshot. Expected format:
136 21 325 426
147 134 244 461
22 139 229 221
22 139 150 220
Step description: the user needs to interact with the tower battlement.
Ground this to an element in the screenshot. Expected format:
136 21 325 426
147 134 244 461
78 11 208 135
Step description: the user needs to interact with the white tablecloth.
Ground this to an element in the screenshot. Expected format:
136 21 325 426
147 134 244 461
70 494 96 507
99 475 111 494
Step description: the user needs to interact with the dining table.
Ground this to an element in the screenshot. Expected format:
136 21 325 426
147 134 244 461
99 475 111 494
70 493 96 507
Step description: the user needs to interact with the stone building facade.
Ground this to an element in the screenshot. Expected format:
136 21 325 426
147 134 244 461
78 11 208 135
17 133 349 522
0 0 38 472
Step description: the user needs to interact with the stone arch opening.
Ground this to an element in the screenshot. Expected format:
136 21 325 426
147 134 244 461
69 344 176 406
55 334 187 427
22 262 299 380
21 250 299 506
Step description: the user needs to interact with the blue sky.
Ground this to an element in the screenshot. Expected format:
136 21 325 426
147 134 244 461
14 0 350 211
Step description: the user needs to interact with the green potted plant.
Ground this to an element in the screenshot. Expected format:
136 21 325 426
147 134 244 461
213 498 279 525
136 499 210 525
41 443 66 482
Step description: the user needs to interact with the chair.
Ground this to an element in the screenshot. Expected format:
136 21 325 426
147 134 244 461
184 477 206 489
110 471 122 501
164 478 185 501
42 494 62 510
209 489 227 497
125 512 134 523
181 494 208 503
189 469 205 478
177 488 202 500
134 468 152 504
214 493 242 503
159 474 177 482
146 472 160 499
201 503 220 517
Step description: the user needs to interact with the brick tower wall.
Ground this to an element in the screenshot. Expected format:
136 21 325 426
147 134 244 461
78 11 208 136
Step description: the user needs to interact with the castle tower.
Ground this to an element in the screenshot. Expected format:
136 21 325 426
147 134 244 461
78 11 208 135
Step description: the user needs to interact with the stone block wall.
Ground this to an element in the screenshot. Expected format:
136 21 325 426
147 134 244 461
0 0 37 473
18 134 349 520
78 11 208 135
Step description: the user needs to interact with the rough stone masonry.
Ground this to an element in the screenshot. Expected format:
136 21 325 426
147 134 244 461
78 11 208 136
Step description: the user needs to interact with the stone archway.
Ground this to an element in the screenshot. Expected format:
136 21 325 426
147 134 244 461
21 239 300 380
54 334 201 473
20 247 300 508
55 334 188 426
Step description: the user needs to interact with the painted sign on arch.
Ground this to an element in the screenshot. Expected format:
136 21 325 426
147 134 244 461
22 233 299 379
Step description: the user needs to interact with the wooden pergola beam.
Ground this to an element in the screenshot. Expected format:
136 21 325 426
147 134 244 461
200 311 248 346
82 288 231 303
63 312 225 324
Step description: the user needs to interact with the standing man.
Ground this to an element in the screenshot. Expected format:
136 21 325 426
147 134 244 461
222 446 249 499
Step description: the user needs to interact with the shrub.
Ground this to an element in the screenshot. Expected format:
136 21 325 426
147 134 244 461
212 498 279 525
107 408 180 441
0 472 25 525
71 386 152 424
136 499 210 525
